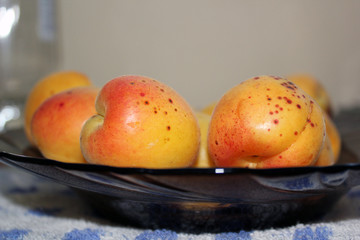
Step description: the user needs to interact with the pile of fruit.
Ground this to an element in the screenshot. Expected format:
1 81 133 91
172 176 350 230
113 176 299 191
24 72 341 169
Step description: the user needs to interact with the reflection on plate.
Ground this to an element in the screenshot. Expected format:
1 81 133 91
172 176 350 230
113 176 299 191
0 126 360 233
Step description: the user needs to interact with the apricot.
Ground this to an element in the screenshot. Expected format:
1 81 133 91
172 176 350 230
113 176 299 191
24 71 92 143
192 112 215 168
31 87 98 163
286 74 332 116
208 75 326 169
314 113 341 166
286 74 341 166
80 75 200 168
314 135 335 166
324 113 341 160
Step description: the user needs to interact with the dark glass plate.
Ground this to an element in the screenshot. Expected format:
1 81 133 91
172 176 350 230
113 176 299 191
0 121 359 233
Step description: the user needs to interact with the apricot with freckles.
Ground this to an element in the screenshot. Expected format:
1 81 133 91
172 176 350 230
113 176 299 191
287 74 332 116
80 75 200 168
31 87 98 163
205 83 340 167
24 71 92 143
287 74 341 165
208 75 326 169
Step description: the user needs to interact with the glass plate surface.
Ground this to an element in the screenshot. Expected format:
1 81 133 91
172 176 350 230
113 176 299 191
0 108 360 233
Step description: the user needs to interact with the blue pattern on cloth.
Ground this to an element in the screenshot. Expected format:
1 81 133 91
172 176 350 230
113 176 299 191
215 230 252 240
135 230 177 240
292 226 332 240
62 228 105 240
1 167 360 240
0 229 30 240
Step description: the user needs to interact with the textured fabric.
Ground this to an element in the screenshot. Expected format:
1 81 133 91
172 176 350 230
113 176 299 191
1 167 360 240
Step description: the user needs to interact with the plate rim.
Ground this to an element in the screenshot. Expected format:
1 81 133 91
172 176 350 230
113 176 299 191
1 150 360 176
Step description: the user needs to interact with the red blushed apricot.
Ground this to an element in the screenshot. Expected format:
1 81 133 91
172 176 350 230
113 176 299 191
31 87 98 163
80 75 200 169
208 75 326 169
24 71 92 144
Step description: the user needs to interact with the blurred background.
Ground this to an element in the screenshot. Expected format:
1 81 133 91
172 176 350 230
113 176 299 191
1 0 360 129
58 0 360 112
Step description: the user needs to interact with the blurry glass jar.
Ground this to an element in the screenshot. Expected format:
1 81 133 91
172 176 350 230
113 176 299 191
0 0 59 132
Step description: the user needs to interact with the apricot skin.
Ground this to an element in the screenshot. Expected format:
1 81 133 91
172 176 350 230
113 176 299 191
31 87 98 163
24 71 92 144
208 75 326 169
314 113 341 166
80 75 200 169
287 74 332 116
192 112 215 168
286 74 341 166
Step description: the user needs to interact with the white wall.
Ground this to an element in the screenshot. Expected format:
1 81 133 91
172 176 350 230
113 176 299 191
58 0 360 112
